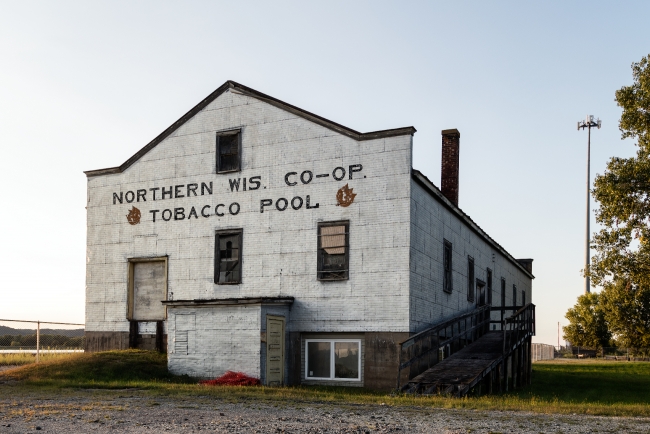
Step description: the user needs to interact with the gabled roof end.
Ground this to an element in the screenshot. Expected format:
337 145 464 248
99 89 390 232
85 81 416 177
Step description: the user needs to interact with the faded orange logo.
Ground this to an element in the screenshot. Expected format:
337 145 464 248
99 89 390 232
336 184 357 207
126 206 141 225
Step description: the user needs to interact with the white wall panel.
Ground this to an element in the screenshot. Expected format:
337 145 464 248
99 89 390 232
86 89 412 335
409 180 533 332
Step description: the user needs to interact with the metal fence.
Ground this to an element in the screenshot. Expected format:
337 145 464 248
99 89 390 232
532 344 650 361
558 346 650 361
0 319 84 363
532 343 555 361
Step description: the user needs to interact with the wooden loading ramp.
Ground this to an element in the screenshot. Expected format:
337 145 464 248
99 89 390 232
397 304 535 397
403 331 504 396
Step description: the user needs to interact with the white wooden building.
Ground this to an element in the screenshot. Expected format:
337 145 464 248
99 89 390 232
84 81 533 390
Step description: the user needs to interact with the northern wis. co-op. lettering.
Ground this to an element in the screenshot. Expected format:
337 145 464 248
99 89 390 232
110 164 363 223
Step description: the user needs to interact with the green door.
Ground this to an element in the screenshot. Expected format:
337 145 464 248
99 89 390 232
266 316 285 386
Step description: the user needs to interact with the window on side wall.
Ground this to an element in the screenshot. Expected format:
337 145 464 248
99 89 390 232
305 339 361 381
487 268 493 306
467 256 475 302
443 240 452 293
216 130 241 173
522 290 526 306
214 230 242 284
513 284 517 307
501 278 506 307
318 222 349 281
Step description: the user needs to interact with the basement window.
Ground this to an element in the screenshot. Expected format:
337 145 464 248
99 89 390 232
305 339 361 381
467 256 475 302
214 230 242 284
318 222 349 281
216 130 241 173
443 240 452 293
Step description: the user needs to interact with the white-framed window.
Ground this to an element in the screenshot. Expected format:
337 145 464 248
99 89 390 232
305 339 361 381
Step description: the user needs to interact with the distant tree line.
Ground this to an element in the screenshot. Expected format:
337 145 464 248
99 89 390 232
0 334 85 348
564 54 650 349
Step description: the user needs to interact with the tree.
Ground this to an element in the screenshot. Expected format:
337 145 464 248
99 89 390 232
590 54 650 289
587 54 650 348
563 292 611 348
599 279 650 348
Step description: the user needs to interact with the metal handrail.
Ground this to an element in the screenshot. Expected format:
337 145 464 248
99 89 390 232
396 305 491 390
396 304 536 393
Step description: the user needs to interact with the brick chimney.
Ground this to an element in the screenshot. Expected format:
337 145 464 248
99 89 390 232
441 129 460 206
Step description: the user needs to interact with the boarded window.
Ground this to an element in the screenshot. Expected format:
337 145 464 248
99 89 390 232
443 240 452 293
174 313 195 355
215 230 242 284
129 260 167 321
175 330 188 355
467 256 475 302
217 131 240 173
318 222 349 281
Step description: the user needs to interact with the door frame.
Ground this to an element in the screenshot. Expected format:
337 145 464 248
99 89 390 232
265 315 285 386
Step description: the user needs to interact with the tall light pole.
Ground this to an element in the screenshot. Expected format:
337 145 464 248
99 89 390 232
577 115 601 294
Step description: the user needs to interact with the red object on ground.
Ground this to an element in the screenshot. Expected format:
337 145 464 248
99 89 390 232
199 371 261 386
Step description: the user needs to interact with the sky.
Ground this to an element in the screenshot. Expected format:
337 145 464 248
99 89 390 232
1 1 649 344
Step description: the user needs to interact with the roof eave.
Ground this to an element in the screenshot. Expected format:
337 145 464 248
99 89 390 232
411 169 535 280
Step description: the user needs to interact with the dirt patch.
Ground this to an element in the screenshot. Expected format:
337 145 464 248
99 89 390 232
0 391 649 433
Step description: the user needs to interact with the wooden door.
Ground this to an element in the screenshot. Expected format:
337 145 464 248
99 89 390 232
266 316 285 386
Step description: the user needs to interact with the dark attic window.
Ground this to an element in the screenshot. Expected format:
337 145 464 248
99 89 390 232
215 230 242 284
318 222 349 281
216 130 241 173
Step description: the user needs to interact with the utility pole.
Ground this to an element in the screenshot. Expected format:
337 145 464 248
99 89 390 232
577 115 601 294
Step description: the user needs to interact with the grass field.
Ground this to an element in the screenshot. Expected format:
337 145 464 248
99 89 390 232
0 353 77 366
1 351 649 417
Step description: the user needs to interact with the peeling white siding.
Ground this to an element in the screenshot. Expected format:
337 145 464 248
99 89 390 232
409 180 532 332
168 306 261 379
86 89 413 336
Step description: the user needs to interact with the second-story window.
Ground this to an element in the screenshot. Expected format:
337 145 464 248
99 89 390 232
214 230 242 284
467 256 475 302
513 284 517 307
487 268 493 306
318 222 349 281
501 278 506 306
216 130 241 173
443 240 452 293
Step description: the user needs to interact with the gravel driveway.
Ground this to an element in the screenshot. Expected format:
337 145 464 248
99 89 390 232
1 390 649 433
